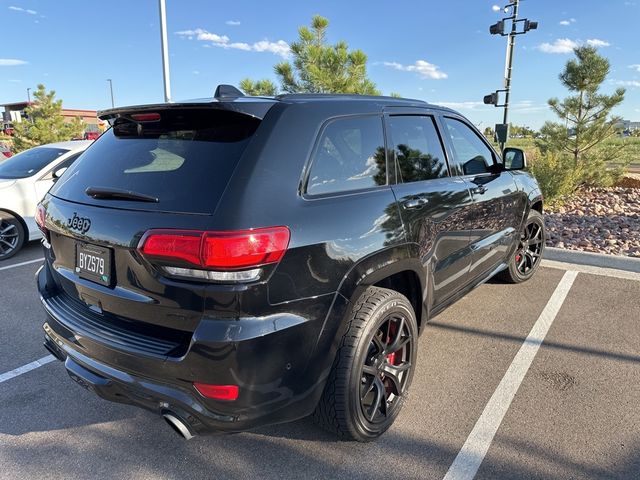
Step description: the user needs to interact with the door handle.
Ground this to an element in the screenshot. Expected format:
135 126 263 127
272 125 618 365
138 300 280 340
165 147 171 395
472 185 487 195
403 197 429 210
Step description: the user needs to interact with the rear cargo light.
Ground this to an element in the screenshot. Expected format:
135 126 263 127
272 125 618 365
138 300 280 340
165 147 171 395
193 383 239 401
138 227 290 281
35 204 47 233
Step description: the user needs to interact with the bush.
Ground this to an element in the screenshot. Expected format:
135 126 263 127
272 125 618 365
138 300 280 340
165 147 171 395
528 150 580 206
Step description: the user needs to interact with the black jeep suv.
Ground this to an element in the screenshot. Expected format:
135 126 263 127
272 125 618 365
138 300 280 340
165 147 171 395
36 87 544 441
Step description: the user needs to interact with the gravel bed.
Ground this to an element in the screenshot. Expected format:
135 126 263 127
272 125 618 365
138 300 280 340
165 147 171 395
545 187 640 258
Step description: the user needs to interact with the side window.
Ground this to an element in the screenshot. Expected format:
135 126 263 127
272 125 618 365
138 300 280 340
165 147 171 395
306 116 386 196
41 152 82 180
442 117 494 176
387 115 448 183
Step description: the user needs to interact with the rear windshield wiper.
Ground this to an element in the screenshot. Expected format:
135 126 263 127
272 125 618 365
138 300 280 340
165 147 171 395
85 186 159 203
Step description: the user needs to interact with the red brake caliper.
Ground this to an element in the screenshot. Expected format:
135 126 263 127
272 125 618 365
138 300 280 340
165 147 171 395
386 321 398 365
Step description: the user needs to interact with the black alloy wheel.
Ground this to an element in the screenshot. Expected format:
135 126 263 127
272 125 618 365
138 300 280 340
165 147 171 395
359 313 413 424
0 216 24 260
499 209 545 283
314 286 418 441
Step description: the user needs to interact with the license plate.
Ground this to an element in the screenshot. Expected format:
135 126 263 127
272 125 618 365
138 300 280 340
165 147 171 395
75 242 112 286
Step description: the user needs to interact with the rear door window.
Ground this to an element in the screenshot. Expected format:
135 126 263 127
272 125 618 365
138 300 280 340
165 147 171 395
387 115 449 183
305 115 387 196
50 109 260 214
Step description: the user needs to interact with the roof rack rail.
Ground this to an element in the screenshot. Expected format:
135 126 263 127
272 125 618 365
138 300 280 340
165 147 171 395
214 84 244 99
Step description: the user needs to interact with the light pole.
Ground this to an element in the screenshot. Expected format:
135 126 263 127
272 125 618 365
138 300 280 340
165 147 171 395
26 87 31 103
484 1 538 150
106 79 115 108
158 0 172 103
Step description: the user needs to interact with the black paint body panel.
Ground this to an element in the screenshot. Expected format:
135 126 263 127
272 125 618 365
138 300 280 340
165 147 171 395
37 95 541 434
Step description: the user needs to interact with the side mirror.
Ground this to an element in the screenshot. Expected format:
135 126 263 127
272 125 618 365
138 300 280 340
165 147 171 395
503 147 527 170
52 167 67 181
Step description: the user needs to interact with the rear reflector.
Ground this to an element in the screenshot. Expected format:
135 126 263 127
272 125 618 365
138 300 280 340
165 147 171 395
139 227 290 270
193 383 239 401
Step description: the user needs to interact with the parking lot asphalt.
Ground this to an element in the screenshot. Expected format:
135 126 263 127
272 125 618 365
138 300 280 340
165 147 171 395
0 241 638 479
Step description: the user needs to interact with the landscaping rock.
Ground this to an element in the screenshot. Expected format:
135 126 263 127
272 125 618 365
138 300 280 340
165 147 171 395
545 187 640 258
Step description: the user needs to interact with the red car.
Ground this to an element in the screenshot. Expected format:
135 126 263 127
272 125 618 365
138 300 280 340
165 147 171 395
84 131 100 141
0 143 12 159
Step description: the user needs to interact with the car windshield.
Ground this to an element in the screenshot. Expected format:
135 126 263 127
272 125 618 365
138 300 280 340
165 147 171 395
0 147 68 179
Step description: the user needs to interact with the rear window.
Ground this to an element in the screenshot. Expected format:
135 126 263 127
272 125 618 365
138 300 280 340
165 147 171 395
0 147 67 179
50 109 260 214
305 115 386 196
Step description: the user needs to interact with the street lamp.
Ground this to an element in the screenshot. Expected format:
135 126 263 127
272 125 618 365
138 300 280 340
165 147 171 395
484 0 538 149
158 0 172 103
106 79 115 108
26 87 31 103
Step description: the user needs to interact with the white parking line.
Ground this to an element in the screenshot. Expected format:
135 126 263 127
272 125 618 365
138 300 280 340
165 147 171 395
542 259 640 282
0 355 56 384
0 257 44 271
443 270 579 480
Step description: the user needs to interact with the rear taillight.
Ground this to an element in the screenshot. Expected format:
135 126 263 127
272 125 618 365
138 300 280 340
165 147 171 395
35 204 47 234
138 226 290 282
1 151 11 158
193 383 239 401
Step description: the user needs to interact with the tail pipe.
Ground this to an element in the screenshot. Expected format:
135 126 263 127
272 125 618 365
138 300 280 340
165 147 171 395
162 411 196 440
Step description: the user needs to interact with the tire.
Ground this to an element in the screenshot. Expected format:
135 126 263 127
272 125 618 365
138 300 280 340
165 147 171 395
498 209 545 284
0 213 25 261
313 286 418 441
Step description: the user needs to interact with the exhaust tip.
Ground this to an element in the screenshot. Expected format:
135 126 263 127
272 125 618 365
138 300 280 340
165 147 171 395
162 412 195 440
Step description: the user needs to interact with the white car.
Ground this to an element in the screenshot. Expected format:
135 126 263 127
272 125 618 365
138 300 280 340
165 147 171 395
0 140 92 260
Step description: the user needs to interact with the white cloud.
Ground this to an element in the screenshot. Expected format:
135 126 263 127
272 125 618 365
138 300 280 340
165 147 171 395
616 80 640 88
0 58 27 66
629 64 640 72
175 28 290 57
434 101 486 110
176 29 229 43
537 38 610 54
225 20 241 26
491 5 501 12
586 38 610 48
537 38 579 54
383 60 448 80
8 5 37 14
559 18 576 26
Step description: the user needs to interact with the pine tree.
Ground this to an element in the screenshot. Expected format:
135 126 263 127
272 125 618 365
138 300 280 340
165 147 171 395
537 46 626 185
239 79 278 96
11 84 85 153
240 16 380 96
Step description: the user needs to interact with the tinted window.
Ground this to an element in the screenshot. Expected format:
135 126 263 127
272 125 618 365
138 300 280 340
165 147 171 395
41 152 82 180
306 116 386 195
51 109 260 214
442 118 494 175
388 115 448 183
0 147 67 179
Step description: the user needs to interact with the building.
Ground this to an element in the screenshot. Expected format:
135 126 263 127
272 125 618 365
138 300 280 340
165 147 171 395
621 119 640 132
1 102 100 135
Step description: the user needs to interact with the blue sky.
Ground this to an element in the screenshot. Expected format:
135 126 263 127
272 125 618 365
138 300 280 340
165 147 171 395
1 0 639 129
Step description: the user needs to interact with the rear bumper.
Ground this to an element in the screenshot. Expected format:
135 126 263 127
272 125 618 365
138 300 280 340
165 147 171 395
38 265 350 434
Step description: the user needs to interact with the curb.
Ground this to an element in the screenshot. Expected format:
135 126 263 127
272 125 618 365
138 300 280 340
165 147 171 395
544 247 640 274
